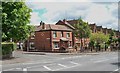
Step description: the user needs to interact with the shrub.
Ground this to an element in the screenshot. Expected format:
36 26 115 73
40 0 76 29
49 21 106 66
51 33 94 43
2 42 16 59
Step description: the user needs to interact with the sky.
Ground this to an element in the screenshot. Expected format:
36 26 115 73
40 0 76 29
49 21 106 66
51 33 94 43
25 0 119 30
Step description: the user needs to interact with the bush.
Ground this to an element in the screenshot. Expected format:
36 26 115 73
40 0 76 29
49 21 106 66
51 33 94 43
2 42 16 59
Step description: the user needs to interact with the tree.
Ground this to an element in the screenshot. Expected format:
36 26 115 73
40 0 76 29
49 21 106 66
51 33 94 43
108 30 115 44
2 1 33 42
90 32 109 51
73 18 91 51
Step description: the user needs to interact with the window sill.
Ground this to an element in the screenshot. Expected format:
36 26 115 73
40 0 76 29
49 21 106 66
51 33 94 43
54 48 59 49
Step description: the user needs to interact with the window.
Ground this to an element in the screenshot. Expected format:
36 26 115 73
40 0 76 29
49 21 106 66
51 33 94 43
30 42 35 49
66 33 70 38
69 41 72 48
61 31 64 37
31 33 35 39
53 31 57 38
31 36 35 39
53 42 59 49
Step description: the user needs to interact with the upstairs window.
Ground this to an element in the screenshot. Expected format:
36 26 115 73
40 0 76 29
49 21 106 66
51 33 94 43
61 31 64 37
53 31 57 38
66 33 70 38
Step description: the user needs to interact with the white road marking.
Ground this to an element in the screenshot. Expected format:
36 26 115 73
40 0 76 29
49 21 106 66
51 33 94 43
70 61 79 65
94 59 109 63
23 68 27 71
110 68 120 73
16 68 21 70
53 64 81 71
114 68 119 71
58 64 67 68
43 66 52 71
62 56 82 59
3 68 15 71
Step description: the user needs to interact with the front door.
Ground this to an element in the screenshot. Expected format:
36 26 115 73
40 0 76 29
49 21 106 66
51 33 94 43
60 40 68 52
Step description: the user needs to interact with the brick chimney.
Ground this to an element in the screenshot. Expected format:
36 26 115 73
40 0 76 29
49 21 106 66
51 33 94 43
63 19 67 22
40 21 45 29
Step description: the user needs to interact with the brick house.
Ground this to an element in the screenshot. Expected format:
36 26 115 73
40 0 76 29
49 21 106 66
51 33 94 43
34 22 75 52
102 28 108 35
96 26 103 33
89 23 97 33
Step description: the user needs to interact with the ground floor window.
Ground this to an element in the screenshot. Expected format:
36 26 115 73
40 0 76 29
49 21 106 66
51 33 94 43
53 42 59 49
30 42 35 49
69 41 72 48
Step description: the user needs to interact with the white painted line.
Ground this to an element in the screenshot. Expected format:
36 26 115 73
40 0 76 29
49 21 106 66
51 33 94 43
94 59 109 63
114 68 120 71
110 68 120 73
16 68 21 70
54 64 81 71
58 64 67 68
70 61 79 65
43 66 52 71
23 68 27 71
62 56 82 59
3 68 15 71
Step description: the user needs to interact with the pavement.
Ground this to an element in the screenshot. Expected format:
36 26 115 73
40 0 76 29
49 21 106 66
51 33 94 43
1 51 119 72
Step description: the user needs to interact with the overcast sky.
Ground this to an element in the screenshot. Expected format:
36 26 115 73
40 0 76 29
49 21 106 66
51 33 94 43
25 0 119 30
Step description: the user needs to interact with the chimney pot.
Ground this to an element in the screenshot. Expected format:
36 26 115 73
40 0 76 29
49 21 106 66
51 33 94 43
63 19 66 22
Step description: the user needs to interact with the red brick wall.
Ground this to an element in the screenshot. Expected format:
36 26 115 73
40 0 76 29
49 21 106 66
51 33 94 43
52 31 72 41
51 31 73 50
35 31 52 51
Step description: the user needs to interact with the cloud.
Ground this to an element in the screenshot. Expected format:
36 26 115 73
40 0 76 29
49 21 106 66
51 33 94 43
30 12 40 25
84 3 118 29
26 2 118 30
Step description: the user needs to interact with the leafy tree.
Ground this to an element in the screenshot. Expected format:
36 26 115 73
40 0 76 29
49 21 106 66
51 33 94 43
89 40 95 51
73 18 91 51
2 1 33 42
90 32 109 44
108 30 115 43
90 32 109 51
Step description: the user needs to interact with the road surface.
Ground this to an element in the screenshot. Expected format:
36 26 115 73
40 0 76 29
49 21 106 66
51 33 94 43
2 51 120 72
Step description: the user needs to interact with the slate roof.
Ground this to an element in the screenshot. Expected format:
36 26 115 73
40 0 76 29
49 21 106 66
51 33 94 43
35 24 73 31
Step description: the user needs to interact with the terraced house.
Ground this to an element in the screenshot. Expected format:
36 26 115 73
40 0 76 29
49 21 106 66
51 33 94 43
24 19 120 52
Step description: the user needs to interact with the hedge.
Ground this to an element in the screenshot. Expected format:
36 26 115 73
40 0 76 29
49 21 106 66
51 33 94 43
2 42 16 59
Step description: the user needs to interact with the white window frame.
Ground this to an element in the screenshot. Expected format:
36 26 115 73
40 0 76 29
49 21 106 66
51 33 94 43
61 31 64 37
69 41 72 48
66 33 70 38
30 42 35 49
53 31 57 38
53 42 59 49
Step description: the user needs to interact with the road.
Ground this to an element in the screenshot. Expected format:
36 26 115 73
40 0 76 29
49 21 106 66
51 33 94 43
2 51 120 72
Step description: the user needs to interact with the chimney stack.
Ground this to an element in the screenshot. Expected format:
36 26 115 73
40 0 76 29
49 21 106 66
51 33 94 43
63 19 66 22
40 21 45 29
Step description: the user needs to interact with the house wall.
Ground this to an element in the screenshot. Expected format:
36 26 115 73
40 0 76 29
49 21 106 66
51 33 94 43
35 31 52 52
52 31 73 50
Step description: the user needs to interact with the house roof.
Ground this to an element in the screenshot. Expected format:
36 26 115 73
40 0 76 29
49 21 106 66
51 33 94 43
67 20 78 25
56 20 75 30
35 24 73 31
